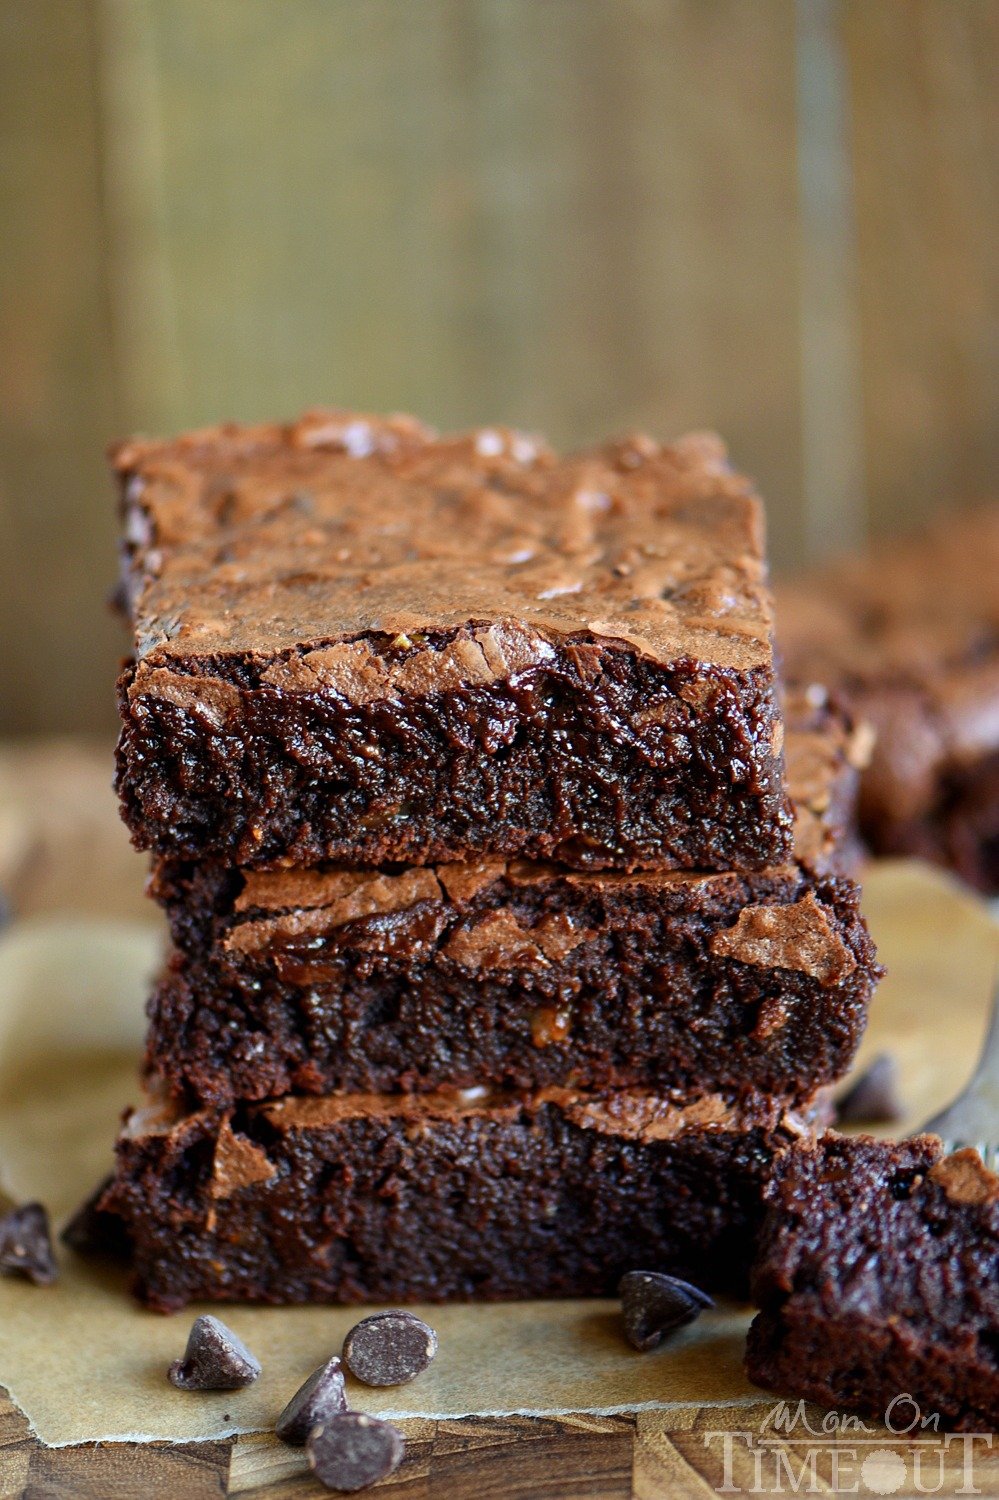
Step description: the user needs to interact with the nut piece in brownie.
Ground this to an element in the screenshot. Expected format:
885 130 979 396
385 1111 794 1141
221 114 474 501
100 1083 827 1312
746 1133 999 1432
777 505 999 893
143 690 879 1107
113 412 791 872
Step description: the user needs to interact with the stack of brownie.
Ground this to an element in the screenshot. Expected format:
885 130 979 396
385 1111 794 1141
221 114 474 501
98 412 880 1312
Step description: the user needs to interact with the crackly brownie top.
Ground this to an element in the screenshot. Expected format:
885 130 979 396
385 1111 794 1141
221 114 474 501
753 1133 999 1331
112 410 775 676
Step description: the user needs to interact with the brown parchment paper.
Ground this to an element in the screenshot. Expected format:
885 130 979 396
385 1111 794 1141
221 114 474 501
0 863 996 1448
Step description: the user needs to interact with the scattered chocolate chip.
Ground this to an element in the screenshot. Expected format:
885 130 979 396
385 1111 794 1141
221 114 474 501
619 1270 713 1351
61 1176 131 1261
168 1314 261 1390
342 1310 438 1387
276 1355 348 1446
837 1053 903 1125
307 1411 404 1492
0 1201 58 1285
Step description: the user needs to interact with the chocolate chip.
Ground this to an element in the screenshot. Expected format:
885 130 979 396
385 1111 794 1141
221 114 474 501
168 1315 261 1390
619 1270 713 1351
61 1177 131 1261
308 1412 404 1492
837 1053 903 1125
342 1311 438 1387
276 1355 348 1446
0 1201 58 1285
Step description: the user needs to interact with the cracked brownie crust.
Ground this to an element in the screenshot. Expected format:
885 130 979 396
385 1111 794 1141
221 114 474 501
101 1083 828 1312
113 412 791 871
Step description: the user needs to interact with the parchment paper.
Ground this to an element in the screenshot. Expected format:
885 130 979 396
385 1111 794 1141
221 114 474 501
0 862 996 1447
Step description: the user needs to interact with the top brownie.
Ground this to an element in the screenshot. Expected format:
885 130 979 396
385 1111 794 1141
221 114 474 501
113 411 791 871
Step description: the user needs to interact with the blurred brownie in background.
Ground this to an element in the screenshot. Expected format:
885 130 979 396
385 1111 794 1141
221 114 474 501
777 506 999 894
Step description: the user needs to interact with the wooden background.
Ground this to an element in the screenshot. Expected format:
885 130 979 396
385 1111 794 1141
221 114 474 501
1 0 996 735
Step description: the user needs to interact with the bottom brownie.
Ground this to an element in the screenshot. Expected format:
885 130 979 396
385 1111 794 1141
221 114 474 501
746 1134 999 1432
100 1084 827 1312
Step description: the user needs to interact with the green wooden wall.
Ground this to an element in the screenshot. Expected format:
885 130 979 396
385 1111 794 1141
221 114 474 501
1 0 996 733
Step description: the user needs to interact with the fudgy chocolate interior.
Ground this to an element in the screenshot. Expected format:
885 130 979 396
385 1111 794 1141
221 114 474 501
103 1083 828 1312
145 864 876 1108
140 688 877 1109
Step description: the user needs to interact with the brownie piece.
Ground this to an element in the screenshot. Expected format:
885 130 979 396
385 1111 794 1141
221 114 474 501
746 1134 999 1432
782 685 869 878
777 505 999 893
113 412 792 872
144 868 877 1108
101 1083 828 1312
142 692 879 1108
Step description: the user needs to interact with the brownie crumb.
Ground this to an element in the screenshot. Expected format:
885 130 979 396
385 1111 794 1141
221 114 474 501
619 1270 713 1351
343 1311 438 1387
168 1315 261 1391
276 1356 348 1446
837 1052 903 1125
307 1411 405 1491
0 1201 58 1286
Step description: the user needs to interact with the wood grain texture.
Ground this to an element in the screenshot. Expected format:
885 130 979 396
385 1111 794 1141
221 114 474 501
843 0 999 537
1 0 807 738
0 1389 33 1500
23 1440 231 1500
0 0 122 737
5 1387 999 1499
2 0 996 733
112 0 804 566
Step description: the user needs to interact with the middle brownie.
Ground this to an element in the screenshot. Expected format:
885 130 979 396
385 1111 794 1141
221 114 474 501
145 690 880 1108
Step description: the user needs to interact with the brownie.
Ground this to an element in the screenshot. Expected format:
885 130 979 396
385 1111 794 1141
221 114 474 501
141 689 877 1108
100 1083 828 1312
782 685 869 878
746 1134 999 1432
777 505 999 893
144 866 877 1108
112 412 792 873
